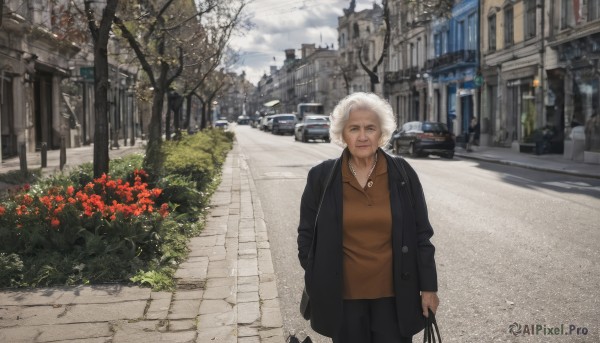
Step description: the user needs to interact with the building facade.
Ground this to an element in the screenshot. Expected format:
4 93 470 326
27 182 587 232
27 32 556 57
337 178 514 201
428 0 480 139
338 1 385 95
295 44 343 115
481 0 549 149
385 0 433 126
1 0 80 160
546 0 600 162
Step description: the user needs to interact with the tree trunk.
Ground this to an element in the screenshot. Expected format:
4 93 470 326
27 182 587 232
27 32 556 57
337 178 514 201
173 98 182 140
165 99 171 141
88 0 119 178
93 47 110 178
184 94 193 132
201 102 207 130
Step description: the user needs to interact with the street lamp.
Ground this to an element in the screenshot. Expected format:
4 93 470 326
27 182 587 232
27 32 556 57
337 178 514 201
212 100 218 125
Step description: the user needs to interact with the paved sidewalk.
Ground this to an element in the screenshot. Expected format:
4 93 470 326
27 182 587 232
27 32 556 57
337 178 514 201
0 142 284 342
454 146 600 179
0 142 145 177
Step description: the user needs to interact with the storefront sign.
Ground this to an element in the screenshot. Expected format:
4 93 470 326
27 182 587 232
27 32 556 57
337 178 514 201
80 67 94 81
507 78 533 87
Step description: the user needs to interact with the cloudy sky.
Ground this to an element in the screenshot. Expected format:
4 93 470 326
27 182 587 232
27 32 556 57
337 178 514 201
229 0 373 85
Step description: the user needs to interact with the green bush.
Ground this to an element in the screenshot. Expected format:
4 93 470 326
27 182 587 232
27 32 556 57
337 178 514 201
0 129 233 290
162 129 233 192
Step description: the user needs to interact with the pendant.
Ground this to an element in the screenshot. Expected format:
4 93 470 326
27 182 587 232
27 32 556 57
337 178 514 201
367 180 373 188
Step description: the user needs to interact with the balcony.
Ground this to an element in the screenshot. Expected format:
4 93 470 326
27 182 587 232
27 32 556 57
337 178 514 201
387 67 421 83
428 50 478 72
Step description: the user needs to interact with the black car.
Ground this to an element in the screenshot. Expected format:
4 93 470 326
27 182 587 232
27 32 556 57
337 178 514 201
391 121 455 158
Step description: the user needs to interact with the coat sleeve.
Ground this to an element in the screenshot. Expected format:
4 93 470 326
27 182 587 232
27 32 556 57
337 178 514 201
402 159 438 292
297 165 321 270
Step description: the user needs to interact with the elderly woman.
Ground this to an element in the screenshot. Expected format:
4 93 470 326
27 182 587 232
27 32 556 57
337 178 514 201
297 92 439 343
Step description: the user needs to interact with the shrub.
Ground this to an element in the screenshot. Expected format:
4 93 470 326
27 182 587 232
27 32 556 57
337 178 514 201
162 129 233 192
0 128 233 289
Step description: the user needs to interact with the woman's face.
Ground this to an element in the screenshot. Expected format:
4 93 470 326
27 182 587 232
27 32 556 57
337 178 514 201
342 108 382 160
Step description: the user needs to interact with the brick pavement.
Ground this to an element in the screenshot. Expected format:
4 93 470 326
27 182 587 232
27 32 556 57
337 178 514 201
0 142 284 342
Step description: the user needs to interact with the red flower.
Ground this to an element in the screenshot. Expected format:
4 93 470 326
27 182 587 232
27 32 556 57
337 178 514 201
23 184 30 191
159 203 169 218
51 218 60 227
0 206 5 216
67 186 74 195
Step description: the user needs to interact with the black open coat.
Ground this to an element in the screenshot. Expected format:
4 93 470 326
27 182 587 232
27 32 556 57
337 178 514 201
297 150 438 338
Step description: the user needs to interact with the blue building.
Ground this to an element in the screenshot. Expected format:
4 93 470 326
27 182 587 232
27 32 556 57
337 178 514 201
427 0 480 141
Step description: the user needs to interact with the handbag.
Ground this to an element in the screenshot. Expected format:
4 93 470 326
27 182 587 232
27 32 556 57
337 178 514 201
423 309 442 343
299 159 339 321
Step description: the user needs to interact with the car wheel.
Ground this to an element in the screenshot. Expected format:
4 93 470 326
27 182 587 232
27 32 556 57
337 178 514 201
444 151 454 159
294 132 299 141
325 136 331 143
409 143 418 157
302 132 308 143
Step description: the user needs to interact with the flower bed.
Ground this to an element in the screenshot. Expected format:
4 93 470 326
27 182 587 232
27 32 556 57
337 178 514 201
0 129 233 289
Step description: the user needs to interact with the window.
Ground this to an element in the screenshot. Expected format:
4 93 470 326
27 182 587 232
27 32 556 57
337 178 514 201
353 23 360 38
488 14 496 51
561 0 574 29
416 39 421 67
525 0 537 38
589 0 600 21
468 14 477 50
504 6 514 47
457 21 465 50
434 33 441 57
443 30 449 53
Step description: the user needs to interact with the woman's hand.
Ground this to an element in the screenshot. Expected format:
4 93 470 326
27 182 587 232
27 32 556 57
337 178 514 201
421 291 439 317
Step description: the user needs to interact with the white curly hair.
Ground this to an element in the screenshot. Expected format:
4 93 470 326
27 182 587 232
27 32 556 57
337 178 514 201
329 92 397 147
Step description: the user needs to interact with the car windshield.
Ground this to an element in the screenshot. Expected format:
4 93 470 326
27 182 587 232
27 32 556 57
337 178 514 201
422 123 448 133
306 117 328 124
276 116 295 121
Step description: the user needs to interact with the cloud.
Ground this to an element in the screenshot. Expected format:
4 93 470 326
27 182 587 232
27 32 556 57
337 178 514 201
229 0 373 84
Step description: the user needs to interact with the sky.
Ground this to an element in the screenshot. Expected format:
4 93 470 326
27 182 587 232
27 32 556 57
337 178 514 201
229 0 374 85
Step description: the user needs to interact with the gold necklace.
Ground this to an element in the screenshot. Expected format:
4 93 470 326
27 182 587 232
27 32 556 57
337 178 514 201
348 153 378 188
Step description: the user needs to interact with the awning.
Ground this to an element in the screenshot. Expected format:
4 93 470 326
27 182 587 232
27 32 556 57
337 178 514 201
263 100 280 107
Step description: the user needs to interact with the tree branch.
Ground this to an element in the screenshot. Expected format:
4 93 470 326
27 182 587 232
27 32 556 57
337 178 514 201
114 15 157 87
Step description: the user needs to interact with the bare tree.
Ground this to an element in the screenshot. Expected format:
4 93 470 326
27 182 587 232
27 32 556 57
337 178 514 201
113 0 246 174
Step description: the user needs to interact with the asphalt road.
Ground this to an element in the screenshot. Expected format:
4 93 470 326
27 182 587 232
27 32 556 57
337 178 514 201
234 124 600 343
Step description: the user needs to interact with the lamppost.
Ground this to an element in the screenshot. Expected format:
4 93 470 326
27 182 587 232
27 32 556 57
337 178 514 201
212 100 218 126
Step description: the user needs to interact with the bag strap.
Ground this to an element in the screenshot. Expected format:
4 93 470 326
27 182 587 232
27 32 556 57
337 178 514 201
423 309 442 343
313 158 339 230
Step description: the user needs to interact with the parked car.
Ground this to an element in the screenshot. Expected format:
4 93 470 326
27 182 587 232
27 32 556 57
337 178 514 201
214 119 229 130
391 121 455 158
237 115 250 125
271 114 297 135
260 115 275 131
294 115 330 142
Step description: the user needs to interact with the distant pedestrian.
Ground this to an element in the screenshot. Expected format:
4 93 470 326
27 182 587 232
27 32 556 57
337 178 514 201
466 116 479 152
297 92 439 343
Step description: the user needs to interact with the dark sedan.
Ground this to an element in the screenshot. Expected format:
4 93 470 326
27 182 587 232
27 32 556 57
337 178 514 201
391 121 455 158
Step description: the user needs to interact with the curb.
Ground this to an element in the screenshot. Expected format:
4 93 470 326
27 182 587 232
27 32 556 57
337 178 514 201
455 152 600 180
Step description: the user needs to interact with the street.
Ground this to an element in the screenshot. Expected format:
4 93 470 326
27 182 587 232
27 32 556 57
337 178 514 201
234 124 600 343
